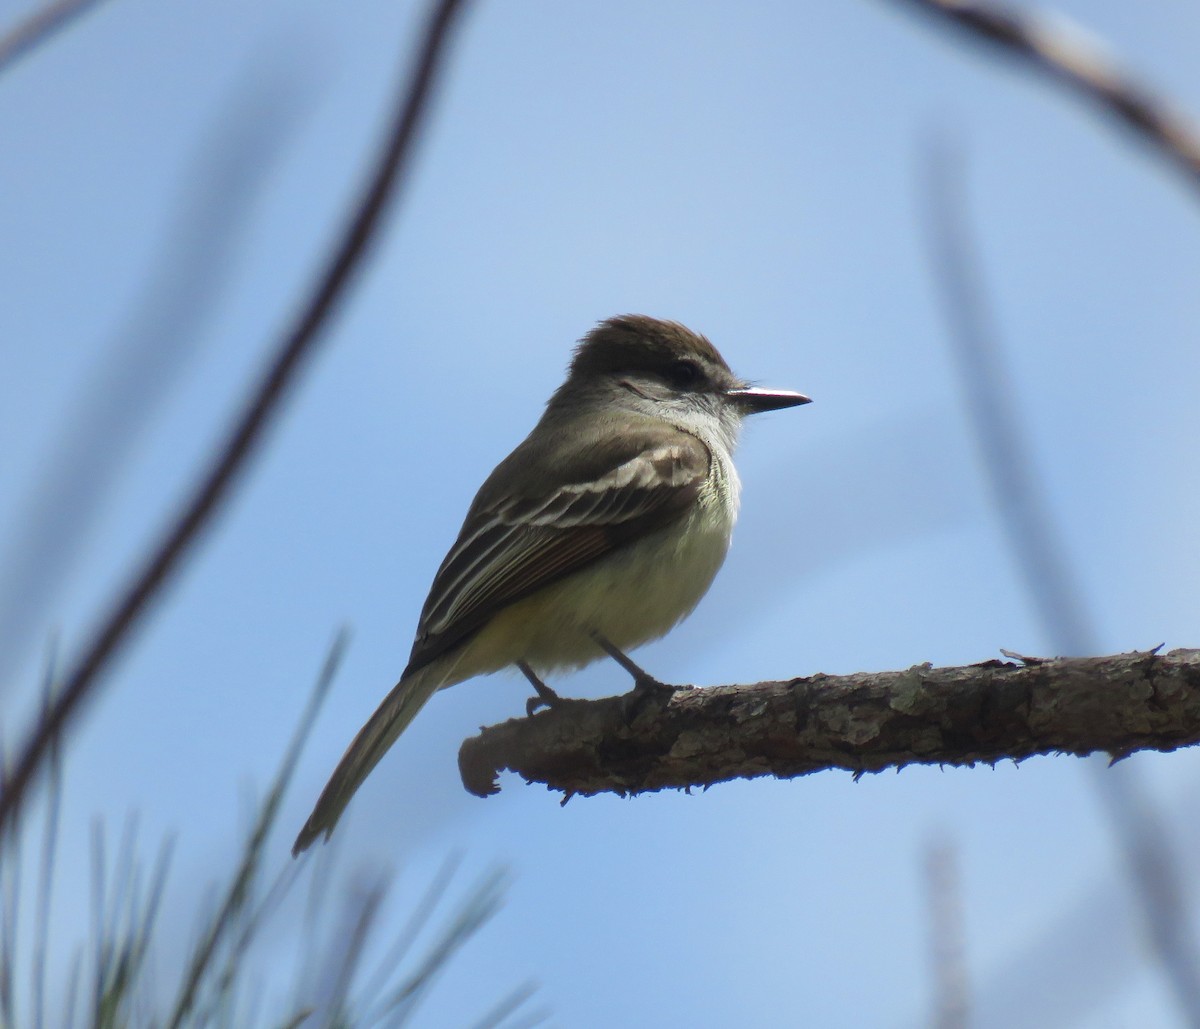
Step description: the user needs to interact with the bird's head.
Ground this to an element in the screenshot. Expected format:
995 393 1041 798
552 315 810 440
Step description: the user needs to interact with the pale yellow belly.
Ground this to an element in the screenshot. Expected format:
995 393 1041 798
439 500 734 685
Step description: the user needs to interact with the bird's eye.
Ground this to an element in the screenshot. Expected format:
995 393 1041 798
667 359 702 389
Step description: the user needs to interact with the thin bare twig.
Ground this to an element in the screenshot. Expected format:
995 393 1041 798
0 0 471 839
888 0 1200 196
0 0 104 75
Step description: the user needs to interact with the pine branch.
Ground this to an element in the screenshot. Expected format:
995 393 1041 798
459 648 1200 799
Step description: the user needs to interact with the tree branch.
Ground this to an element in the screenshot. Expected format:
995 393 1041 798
886 0 1200 197
0 0 470 838
459 648 1200 799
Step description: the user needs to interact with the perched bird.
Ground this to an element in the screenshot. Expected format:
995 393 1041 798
293 315 809 853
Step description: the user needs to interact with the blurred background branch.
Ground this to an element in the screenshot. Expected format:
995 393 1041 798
0 62 312 701
0 0 104 74
0 635 534 1026
921 138 1200 1025
886 0 1200 196
0 0 471 840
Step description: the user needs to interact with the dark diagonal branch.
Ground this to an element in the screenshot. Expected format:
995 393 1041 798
460 649 1200 799
887 0 1200 197
0 0 471 838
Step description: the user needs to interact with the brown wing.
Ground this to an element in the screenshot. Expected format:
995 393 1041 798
402 423 709 677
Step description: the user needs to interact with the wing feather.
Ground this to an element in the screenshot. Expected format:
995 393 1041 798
403 426 709 676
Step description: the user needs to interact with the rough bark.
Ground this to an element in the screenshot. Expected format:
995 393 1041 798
458 648 1200 800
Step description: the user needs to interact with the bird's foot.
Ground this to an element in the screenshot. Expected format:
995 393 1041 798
589 631 676 720
518 660 562 716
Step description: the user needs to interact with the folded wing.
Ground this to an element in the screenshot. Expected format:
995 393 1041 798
404 424 709 677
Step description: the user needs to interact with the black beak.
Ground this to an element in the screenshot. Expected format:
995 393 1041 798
726 386 812 414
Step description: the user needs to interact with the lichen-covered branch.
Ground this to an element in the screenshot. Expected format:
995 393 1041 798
459 648 1200 800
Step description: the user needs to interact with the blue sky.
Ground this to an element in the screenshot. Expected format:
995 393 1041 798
2 0 1199 1025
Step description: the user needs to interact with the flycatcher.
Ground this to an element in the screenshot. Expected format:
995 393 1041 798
293 314 809 853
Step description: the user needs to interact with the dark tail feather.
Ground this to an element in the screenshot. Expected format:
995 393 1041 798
292 667 440 855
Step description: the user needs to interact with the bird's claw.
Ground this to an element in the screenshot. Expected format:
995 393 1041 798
518 660 561 717
525 683 562 717
620 672 676 723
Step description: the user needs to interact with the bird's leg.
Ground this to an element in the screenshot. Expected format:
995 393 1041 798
590 632 676 723
589 631 670 691
518 660 561 716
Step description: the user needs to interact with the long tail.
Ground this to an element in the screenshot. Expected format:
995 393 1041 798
292 666 441 855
